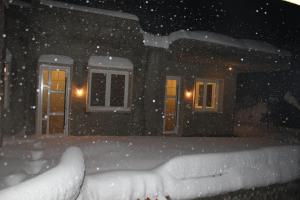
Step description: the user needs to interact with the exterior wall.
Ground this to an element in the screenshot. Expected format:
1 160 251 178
31 4 145 135
143 42 237 136
3 4 32 135
0 0 5 145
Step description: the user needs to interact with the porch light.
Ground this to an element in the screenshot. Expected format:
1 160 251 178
228 67 233 71
75 88 84 97
185 90 193 99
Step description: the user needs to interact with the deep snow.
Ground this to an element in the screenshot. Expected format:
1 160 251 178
0 135 299 200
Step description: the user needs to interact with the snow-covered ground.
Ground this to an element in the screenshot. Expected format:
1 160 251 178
0 135 299 200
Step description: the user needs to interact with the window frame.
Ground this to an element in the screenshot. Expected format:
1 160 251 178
194 79 222 112
87 68 131 112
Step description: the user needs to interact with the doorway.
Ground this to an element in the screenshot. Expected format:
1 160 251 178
163 76 181 134
36 65 71 135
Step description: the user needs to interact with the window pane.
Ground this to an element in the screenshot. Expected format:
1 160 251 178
166 80 177 97
50 93 65 113
49 116 64 134
110 74 125 107
91 73 106 106
51 70 66 91
206 83 216 108
197 83 204 107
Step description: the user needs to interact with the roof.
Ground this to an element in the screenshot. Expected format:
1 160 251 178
38 54 74 65
40 0 139 21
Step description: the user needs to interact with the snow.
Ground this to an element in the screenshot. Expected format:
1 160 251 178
9 0 32 8
0 146 85 200
284 91 300 111
142 30 290 56
88 56 134 70
0 136 299 199
38 54 74 65
40 0 139 21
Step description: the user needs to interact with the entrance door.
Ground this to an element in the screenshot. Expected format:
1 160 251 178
163 76 180 134
36 65 70 135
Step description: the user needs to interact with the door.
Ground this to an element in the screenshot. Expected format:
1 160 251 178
163 76 180 134
36 65 70 135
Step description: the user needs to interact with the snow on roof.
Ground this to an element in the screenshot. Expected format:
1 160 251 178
40 0 139 21
38 54 74 65
142 30 290 56
88 56 134 70
9 0 32 8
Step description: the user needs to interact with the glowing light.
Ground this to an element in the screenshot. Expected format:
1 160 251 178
185 90 192 99
228 67 233 71
282 0 300 6
75 88 84 97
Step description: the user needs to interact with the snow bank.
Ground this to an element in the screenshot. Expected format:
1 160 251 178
40 0 139 21
88 56 133 70
78 145 300 200
38 54 74 65
0 147 85 200
142 30 290 56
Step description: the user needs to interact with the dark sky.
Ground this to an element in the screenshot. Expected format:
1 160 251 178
59 0 300 54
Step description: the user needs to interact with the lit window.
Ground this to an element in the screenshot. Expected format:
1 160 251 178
87 69 131 111
194 79 222 112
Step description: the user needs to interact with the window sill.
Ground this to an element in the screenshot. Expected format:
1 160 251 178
193 108 222 113
87 106 131 113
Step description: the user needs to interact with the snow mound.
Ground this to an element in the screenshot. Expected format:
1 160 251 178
0 146 85 200
78 145 300 200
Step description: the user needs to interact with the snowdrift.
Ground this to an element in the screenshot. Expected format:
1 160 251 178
0 145 299 200
0 147 85 200
78 145 300 200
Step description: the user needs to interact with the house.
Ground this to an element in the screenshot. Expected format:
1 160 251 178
1 0 291 137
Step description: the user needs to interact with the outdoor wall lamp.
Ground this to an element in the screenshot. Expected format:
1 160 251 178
75 87 84 98
185 90 193 99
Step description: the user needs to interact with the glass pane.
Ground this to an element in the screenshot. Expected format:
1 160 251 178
164 98 176 132
43 70 49 87
91 73 106 106
50 93 65 113
206 83 216 108
110 74 125 107
49 116 64 134
166 80 177 97
166 98 176 114
42 119 47 135
197 83 204 107
42 87 48 118
51 70 66 91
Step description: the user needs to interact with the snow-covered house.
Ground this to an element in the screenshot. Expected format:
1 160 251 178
2 0 291 136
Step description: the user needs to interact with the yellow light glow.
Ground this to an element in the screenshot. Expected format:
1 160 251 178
75 88 84 97
282 0 300 6
228 67 233 71
185 90 192 99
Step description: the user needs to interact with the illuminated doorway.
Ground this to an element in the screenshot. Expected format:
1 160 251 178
163 76 181 134
36 65 71 135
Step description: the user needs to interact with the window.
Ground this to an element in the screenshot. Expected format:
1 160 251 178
87 69 131 111
194 79 222 112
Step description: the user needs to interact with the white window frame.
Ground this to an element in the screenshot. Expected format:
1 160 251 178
194 79 222 112
87 68 131 112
